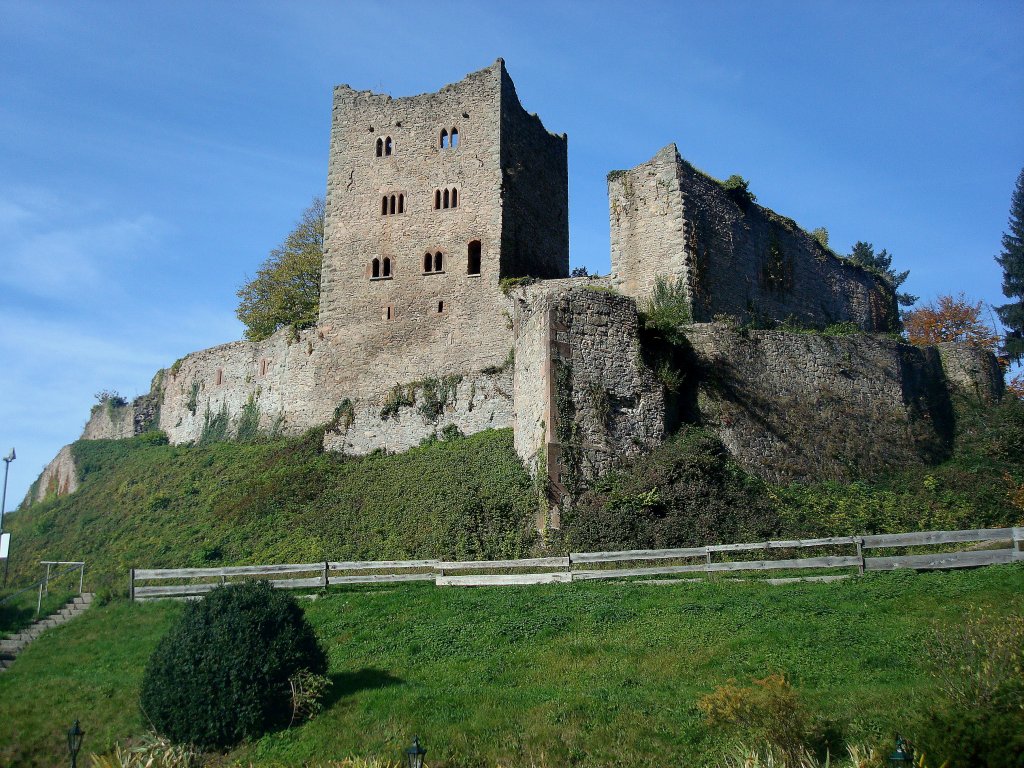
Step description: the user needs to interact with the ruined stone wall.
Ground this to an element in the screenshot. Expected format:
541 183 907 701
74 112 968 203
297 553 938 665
681 324 961 483
936 342 1006 404
81 403 136 440
158 326 325 444
499 68 569 280
610 145 897 332
513 284 665 526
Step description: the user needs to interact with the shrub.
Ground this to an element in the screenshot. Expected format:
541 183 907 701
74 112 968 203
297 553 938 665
565 427 781 551
140 581 327 749
641 275 691 345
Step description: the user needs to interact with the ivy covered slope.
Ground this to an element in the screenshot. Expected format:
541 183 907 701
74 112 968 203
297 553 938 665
5 429 537 596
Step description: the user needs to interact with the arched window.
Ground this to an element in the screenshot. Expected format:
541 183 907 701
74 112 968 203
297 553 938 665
467 240 481 275
375 138 383 157
384 137 392 156
371 258 380 278
382 257 391 277
389 195 396 215
451 128 459 148
443 189 450 209
440 129 448 149
424 252 433 273
434 190 441 209
398 194 405 214
381 196 388 215
451 188 458 208
434 251 443 272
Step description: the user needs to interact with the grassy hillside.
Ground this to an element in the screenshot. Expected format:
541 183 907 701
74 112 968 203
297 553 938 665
4 428 538 597
0 566 1021 767
5 397 1022 602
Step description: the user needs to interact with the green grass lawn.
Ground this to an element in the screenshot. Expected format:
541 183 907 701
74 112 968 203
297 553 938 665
1 564 1021 767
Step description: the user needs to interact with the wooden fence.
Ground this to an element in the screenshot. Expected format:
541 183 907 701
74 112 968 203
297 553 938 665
130 526 1024 600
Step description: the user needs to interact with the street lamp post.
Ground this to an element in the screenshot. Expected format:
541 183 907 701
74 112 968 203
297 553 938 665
67 719 85 768
1 448 15 586
405 736 426 768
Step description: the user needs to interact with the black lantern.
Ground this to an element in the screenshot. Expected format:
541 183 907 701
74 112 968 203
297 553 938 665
405 735 426 768
888 734 912 767
67 720 85 768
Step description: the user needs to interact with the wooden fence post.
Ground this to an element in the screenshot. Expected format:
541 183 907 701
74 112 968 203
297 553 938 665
129 568 135 603
856 538 865 575
79 564 84 595
323 561 329 588
1014 528 1024 561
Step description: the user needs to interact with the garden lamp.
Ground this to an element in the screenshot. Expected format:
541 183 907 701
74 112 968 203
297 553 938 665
888 734 912 767
405 735 426 768
67 720 85 768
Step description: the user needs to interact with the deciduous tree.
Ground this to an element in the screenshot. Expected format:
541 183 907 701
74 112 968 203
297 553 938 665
236 197 324 342
903 293 1001 352
995 168 1024 363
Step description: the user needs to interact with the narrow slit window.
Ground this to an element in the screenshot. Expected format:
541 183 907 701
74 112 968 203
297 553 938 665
451 188 458 207
385 306 392 320
434 251 443 272
437 300 444 313
467 240 481 274
389 195 396 215
260 359 268 376
382 257 391 277
434 190 441 209
443 189 449 209
372 258 380 278
381 196 388 215
451 127 459 147
398 194 404 214
375 138 383 157
215 368 223 386
440 129 448 149
424 253 432 273
384 137 392 156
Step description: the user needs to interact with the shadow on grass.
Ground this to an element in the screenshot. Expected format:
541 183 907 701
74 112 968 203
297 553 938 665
324 667 403 708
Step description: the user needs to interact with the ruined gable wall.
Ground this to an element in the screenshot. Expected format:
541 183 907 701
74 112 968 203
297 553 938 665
25 445 79 506
681 324 958 483
317 61 514 411
608 144 690 303
499 67 569 280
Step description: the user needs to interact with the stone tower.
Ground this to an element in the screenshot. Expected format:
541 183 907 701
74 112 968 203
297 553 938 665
317 59 568 398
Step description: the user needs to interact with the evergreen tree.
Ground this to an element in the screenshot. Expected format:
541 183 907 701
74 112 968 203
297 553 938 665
995 168 1024 363
848 241 918 307
236 197 324 342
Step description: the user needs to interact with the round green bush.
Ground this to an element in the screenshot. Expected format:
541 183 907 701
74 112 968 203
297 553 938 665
140 581 327 748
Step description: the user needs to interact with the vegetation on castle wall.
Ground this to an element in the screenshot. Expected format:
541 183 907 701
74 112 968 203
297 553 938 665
4 429 536 597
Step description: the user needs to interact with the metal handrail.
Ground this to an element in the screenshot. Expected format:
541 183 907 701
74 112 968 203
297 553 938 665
0 562 85 614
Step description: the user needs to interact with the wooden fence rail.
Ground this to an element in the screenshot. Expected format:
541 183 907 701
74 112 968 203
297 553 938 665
130 527 1024 600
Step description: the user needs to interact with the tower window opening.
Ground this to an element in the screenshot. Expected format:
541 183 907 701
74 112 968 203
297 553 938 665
443 189 450 209
389 195 396 215
371 258 380 278
381 196 388 215
215 368 223 386
398 194 404 213
438 300 444 313
434 251 443 272
434 190 441 209
260 359 269 376
451 188 458 207
424 253 433 273
451 127 459 147
384 136 392 156
382 257 392 277
467 240 481 275
440 129 448 149
375 138 383 157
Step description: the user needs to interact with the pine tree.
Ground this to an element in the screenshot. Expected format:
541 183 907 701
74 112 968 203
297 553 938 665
848 241 917 307
995 168 1024 363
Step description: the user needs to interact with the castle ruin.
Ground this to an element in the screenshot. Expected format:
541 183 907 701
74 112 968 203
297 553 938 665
30 60 1003 522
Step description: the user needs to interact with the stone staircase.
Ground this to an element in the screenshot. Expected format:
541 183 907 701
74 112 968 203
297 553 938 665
0 592 94 672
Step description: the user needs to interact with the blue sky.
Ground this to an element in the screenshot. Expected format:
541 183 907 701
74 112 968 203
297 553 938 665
1 1 1022 507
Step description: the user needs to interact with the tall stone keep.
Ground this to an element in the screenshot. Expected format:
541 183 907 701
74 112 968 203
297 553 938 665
318 59 568 397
